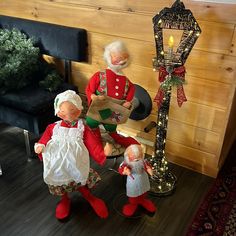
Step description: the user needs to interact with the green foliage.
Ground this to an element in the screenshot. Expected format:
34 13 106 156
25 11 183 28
39 70 63 92
0 28 64 94
0 28 40 93
160 75 186 91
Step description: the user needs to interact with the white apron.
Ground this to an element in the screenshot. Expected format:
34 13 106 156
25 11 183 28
42 119 90 186
126 160 150 197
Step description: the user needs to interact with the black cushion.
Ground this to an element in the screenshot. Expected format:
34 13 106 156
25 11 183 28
0 15 88 62
0 16 85 135
0 83 77 115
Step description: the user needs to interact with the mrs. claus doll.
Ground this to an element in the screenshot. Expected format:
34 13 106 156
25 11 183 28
34 90 112 220
85 40 139 148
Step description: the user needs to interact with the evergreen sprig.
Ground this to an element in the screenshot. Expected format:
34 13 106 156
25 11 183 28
0 28 63 94
160 75 186 91
0 28 40 93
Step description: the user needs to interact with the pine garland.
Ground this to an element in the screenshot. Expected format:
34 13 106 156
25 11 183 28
160 74 186 91
0 28 63 94
0 28 39 93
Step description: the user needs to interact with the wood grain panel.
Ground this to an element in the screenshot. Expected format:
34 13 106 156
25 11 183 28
186 51 236 84
72 60 234 110
181 75 234 109
166 140 218 177
0 0 235 54
70 33 236 85
77 87 226 137
184 1 236 24
167 151 218 177
47 0 236 24
117 115 221 152
231 25 236 57
168 101 226 133
52 0 172 13
115 93 227 133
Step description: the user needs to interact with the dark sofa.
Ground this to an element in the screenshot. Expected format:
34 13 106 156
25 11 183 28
0 15 88 160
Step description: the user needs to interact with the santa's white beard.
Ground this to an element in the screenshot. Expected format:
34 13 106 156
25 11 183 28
105 56 129 72
109 62 128 72
125 157 144 170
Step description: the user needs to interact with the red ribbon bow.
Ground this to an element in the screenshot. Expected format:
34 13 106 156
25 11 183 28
154 66 187 109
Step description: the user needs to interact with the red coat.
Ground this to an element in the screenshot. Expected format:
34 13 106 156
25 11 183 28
36 120 106 165
86 69 135 104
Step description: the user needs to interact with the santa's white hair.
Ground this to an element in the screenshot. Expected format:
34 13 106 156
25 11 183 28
103 40 130 71
124 144 144 163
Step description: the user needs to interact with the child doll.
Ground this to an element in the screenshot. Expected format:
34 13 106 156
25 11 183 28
34 90 112 220
118 144 156 217
85 40 139 148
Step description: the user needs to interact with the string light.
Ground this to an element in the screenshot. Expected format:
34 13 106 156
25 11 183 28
150 0 201 196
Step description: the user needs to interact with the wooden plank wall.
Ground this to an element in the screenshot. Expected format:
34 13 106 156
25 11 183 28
0 0 236 177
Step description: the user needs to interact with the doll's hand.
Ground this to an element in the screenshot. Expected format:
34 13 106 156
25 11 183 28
122 101 131 109
147 167 153 176
34 143 45 154
91 94 106 101
35 145 43 154
123 166 131 176
104 142 113 156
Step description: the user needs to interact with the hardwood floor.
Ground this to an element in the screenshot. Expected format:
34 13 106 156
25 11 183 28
0 123 214 236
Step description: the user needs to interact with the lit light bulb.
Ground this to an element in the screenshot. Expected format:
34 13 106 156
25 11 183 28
168 35 174 48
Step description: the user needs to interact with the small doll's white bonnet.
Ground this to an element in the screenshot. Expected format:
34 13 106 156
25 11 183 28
54 90 83 115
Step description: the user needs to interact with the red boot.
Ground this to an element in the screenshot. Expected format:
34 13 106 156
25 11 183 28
78 186 108 218
122 196 139 217
137 193 156 213
55 193 71 220
109 132 139 148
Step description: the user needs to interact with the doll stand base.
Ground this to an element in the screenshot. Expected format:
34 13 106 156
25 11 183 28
149 171 177 196
113 193 153 219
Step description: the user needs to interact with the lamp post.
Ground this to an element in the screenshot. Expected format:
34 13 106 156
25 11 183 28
149 36 178 196
148 0 201 196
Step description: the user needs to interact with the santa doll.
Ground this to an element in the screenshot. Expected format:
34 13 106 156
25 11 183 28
118 144 156 217
85 40 139 148
34 90 112 220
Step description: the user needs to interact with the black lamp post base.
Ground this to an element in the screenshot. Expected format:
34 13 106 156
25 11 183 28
149 171 177 196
